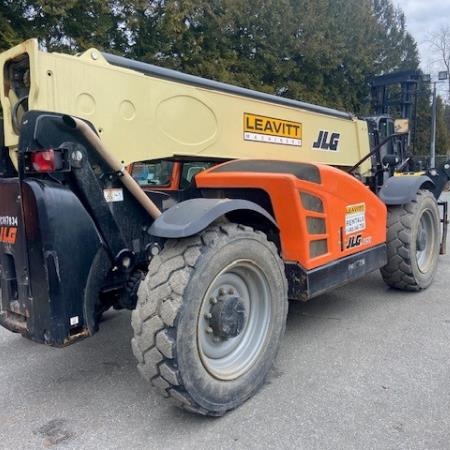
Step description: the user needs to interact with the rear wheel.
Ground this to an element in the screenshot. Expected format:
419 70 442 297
131 223 288 416
381 190 440 290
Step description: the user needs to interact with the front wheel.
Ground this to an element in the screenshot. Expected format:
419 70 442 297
131 223 288 416
381 190 440 291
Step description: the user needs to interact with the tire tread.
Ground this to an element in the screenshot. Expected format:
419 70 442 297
381 190 439 291
131 223 282 416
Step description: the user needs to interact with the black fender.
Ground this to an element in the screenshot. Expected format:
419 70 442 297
149 198 278 238
21 180 104 345
378 176 435 205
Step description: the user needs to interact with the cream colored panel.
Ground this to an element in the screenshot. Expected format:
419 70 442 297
0 40 371 174
156 95 217 146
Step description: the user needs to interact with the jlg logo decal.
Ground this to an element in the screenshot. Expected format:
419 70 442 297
313 130 340 151
346 234 362 249
0 226 17 244
345 234 372 249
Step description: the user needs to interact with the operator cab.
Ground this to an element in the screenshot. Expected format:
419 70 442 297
364 115 410 189
129 159 221 211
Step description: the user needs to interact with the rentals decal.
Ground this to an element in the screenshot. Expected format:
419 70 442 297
345 203 366 235
313 130 340 151
243 113 302 147
0 216 18 244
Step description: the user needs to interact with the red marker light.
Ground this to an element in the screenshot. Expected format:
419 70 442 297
31 149 55 172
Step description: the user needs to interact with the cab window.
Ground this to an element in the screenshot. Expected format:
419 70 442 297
180 162 215 189
131 161 174 186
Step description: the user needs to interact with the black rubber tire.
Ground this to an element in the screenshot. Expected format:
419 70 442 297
131 223 288 416
381 190 440 291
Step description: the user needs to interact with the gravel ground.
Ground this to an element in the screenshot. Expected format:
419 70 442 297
1 207 450 449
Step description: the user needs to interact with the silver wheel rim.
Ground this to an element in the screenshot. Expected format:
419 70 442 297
416 209 436 273
197 259 271 381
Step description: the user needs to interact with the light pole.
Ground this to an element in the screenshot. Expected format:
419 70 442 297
430 81 437 168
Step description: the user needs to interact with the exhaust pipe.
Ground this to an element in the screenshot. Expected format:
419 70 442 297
62 115 161 220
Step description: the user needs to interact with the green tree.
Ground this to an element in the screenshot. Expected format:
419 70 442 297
0 0 434 144
26 0 130 53
371 0 419 72
413 81 431 156
436 96 450 156
0 1 32 51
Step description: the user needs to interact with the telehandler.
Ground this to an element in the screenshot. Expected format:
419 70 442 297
0 40 449 416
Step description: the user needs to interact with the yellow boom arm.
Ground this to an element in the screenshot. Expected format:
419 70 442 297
0 39 371 173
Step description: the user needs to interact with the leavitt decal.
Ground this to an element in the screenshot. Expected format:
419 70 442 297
244 113 302 147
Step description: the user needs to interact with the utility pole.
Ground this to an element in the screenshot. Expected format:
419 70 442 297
430 81 437 168
430 72 449 168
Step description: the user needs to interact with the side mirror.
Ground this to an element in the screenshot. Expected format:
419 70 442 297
382 155 400 168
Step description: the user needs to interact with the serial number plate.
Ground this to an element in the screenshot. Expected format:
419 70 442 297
103 188 124 203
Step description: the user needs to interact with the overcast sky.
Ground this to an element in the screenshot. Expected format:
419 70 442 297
394 0 450 74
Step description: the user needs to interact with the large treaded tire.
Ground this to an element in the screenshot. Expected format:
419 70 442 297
381 190 440 291
131 223 288 416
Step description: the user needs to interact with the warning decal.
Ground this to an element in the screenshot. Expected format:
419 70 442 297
345 203 366 234
244 113 302 147
104 188 124 203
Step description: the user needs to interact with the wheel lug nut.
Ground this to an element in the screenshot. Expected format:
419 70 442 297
205 312 212 319
228 288 234 294
218 288 225 295
210 297 217 304
206 327 213 334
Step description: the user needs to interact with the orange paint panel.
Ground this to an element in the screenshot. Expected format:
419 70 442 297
196 161 386 270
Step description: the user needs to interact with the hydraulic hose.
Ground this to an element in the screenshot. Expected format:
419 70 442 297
62 115 161 219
